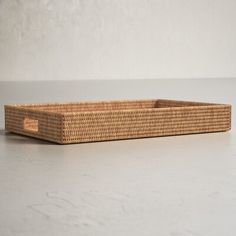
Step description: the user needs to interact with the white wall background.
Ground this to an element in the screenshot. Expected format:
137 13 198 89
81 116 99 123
0 0 236 81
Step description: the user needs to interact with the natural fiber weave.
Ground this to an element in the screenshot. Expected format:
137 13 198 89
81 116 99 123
5 99 231 144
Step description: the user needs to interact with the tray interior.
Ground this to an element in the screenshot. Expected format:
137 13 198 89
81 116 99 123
15 99 213 114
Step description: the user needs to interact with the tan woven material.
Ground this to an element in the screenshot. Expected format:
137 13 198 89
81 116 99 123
4 99 231 144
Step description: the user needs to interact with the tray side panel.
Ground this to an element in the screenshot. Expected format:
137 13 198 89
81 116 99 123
62 105 231 144
5 106 63 143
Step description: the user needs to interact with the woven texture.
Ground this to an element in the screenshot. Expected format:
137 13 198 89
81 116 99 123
5 99 231 144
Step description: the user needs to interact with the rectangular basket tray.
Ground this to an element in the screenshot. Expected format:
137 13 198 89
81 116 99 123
5 99 231 144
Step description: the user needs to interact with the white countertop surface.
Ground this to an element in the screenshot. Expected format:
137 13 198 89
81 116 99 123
0 79 236 236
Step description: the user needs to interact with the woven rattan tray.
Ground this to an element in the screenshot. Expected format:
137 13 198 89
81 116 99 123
5 99 231 144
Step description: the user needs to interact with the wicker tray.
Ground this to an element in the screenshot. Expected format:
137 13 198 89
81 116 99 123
5 99 231 144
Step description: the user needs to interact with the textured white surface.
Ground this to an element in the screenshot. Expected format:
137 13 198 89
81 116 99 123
1 0 236 81
1 130 236 236
0 79 236 236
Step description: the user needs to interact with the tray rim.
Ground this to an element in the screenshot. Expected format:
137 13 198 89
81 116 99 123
4 98 232 117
